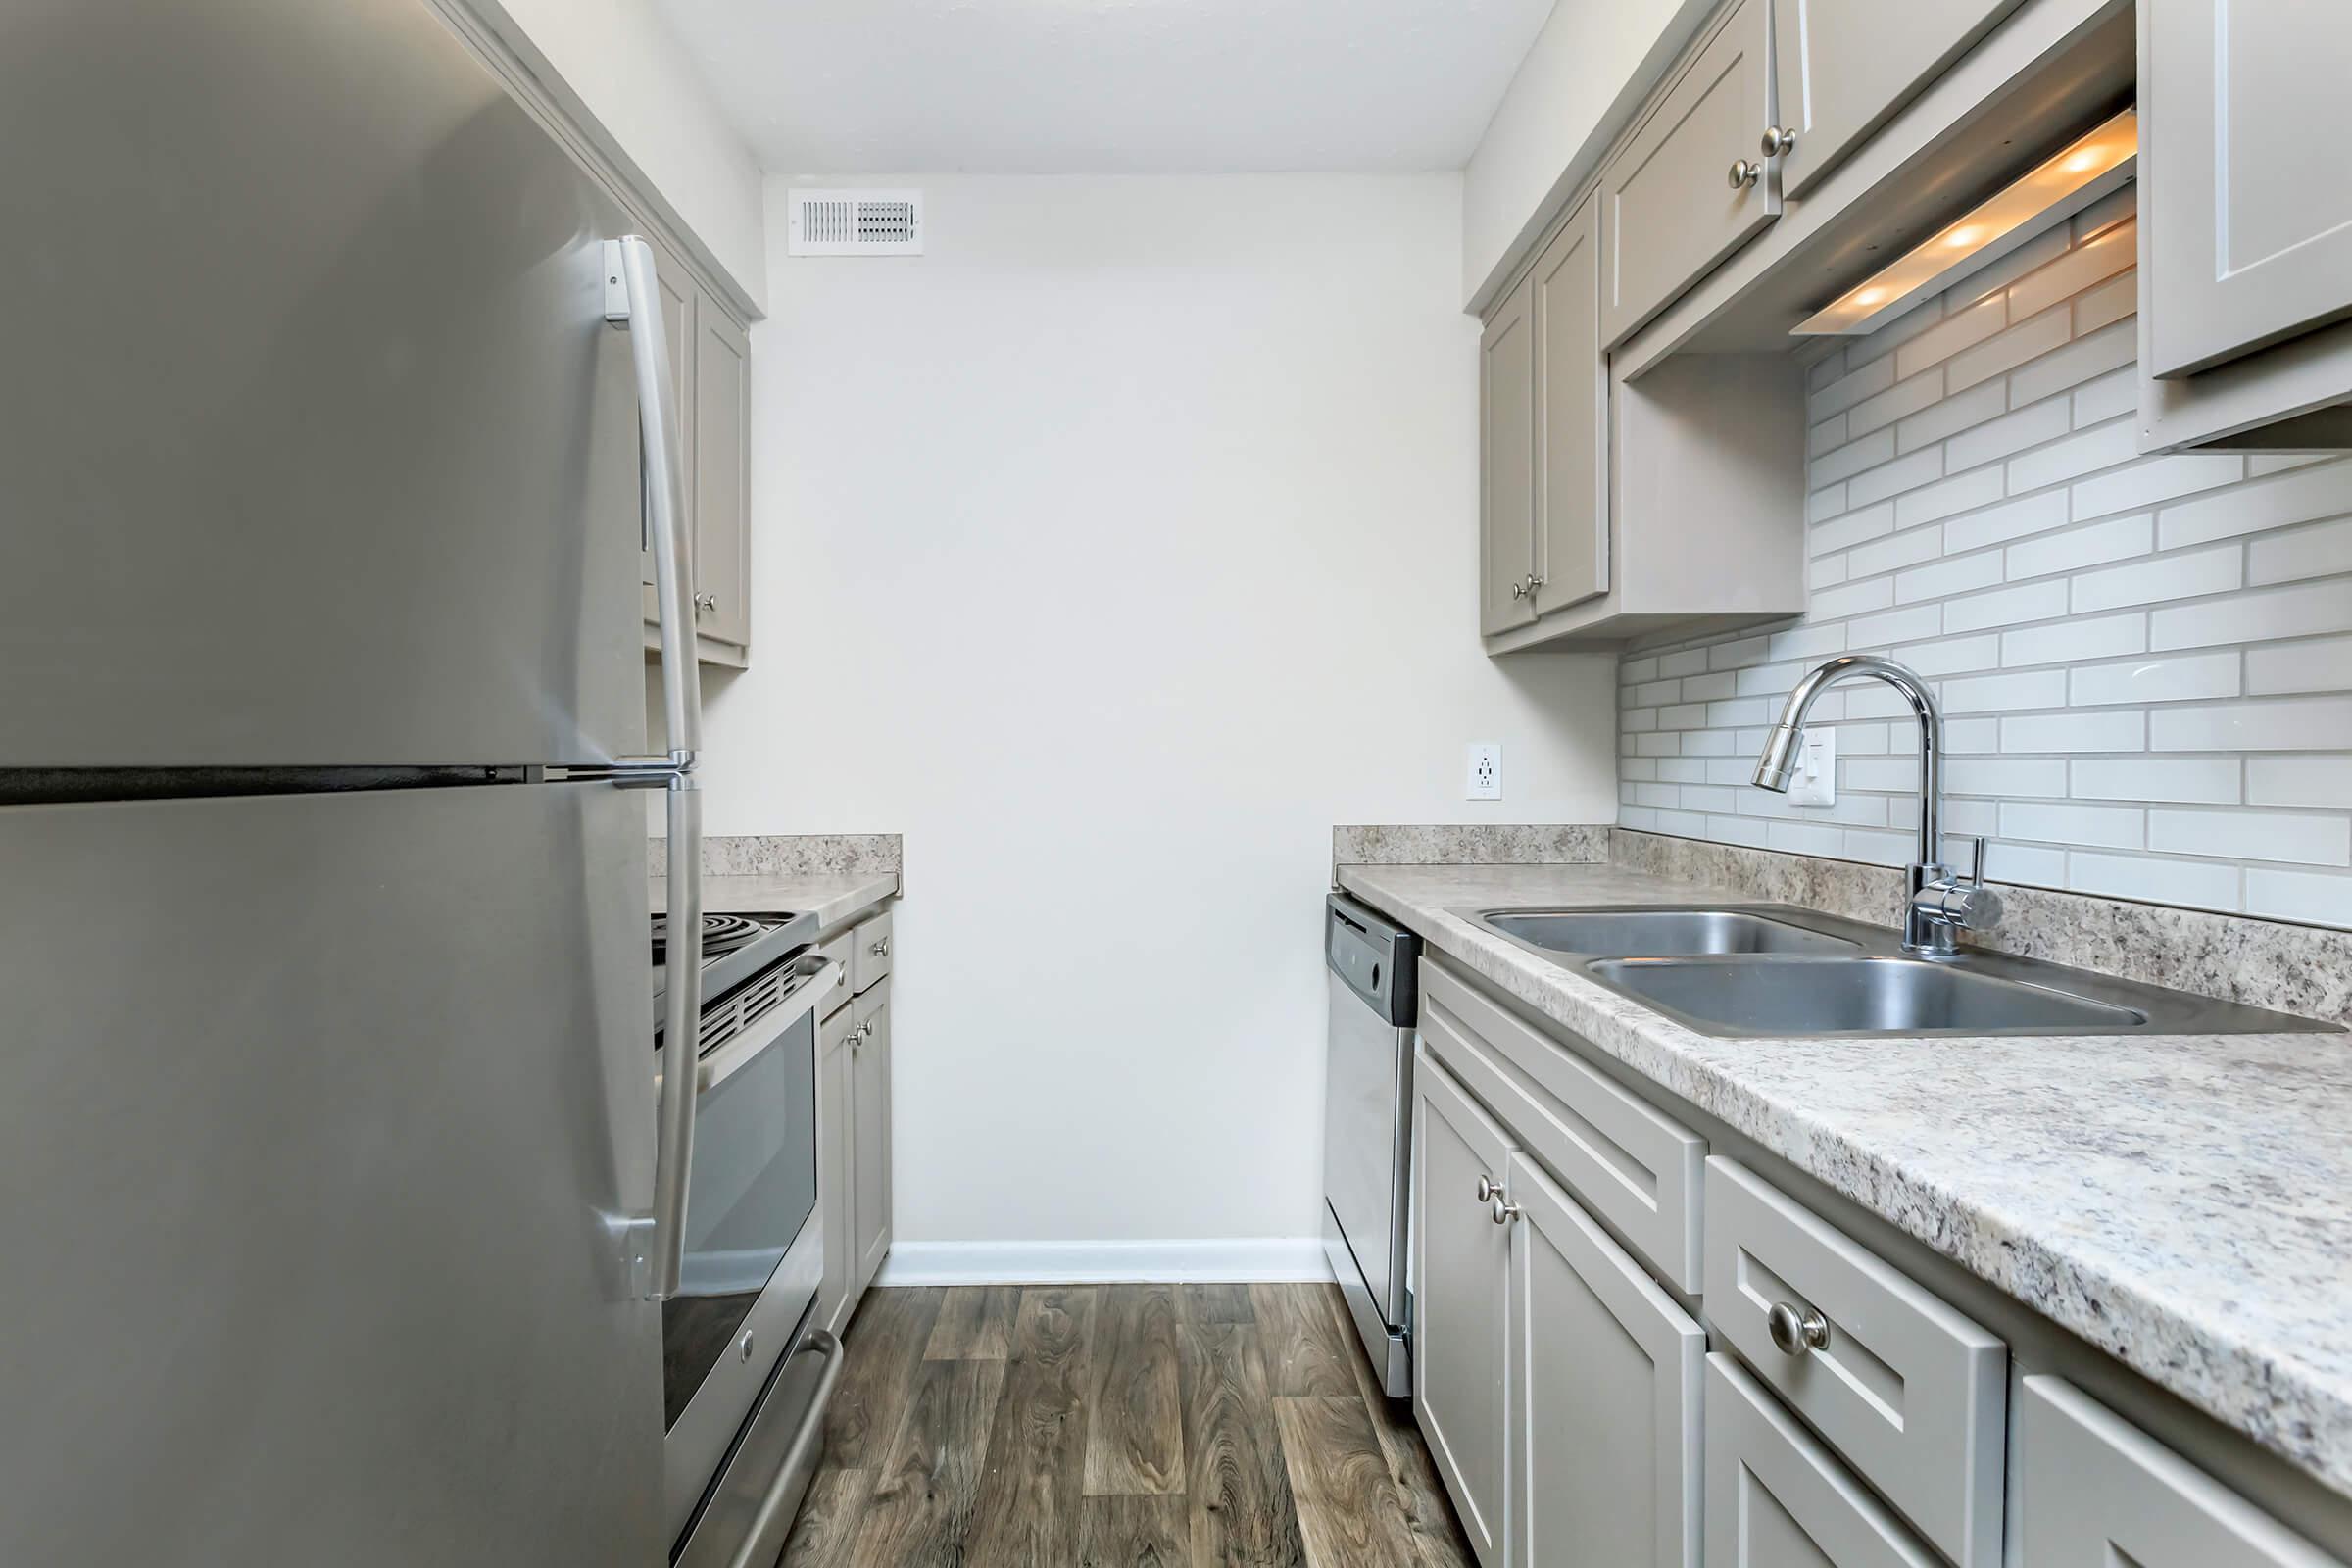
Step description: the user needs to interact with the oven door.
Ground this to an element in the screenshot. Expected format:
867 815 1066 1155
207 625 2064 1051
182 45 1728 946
660 954 840 1550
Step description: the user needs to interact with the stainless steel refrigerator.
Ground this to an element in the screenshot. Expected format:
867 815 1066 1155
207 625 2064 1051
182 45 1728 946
0 2 712 1561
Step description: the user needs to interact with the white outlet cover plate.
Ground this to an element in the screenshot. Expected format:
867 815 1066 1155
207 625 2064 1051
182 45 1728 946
1467 743 1502 801
1789 728 1836 806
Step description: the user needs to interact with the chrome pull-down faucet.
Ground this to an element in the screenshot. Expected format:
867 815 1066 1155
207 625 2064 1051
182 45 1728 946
1751 654 2002 956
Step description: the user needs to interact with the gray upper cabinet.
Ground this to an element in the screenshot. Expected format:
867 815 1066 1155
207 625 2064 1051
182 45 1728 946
1480 278 1539 637
692 305 751 649
1770 0 2023 199
1600 0 1778 350
1413 1046 1512 1568
2016 1378 2346 1567
2144 0 2352 378
1532 191 1609 619
1508 1152 1702 1568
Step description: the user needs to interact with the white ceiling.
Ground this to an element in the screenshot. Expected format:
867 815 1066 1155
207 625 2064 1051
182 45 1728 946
649 0 1558 174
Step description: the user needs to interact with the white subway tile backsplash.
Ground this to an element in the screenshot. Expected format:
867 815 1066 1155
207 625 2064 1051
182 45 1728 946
2245 867 2352 926
2149 580 2352 650
2156 456 2352 548
2248 756 2352 808
2246 634 2352 697
2068 851 2240 910
1944 396 2071 473
2248 517 2352 586
1617 210 2352 927
1943 579 2070 632
2000 612 2146 667
2068 544 2242 613
2070 758 2240 804
2001 801 2144 849
2149 809 2351 867
2067 651 2241 707
2001 710 2147 752
1943 491 2072 553
1947 305 2071 393
1810 502 1895 555
2005 514 2152 580
2006 418 2138 496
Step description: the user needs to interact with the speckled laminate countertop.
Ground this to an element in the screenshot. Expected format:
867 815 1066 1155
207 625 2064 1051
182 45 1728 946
1337 859 2352 1499
651 870 897 932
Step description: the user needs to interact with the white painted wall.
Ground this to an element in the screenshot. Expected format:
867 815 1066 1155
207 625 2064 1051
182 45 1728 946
698 173 1617 1269
484 0 768 311
1461 0 1713 310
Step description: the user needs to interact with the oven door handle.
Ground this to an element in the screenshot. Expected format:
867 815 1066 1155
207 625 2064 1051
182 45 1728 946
687 957 844 1097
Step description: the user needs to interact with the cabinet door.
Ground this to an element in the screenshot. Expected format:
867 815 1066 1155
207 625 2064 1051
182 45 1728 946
850 986 893 1298
1771 0 2022 199
2145 0 2352 377
691 298 751 648
640 238 696 630
1411 1049 1513 1567
1507 1153 1701 1568
1600 0 1777 349
2017 1377 2345 1567
1531 191 1608 618
1481 278 1538 636
816 1000 859 1334
1704 1355 1940 1568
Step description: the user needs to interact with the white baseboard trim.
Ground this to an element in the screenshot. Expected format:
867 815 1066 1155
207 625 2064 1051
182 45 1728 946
875 1237 1331 1287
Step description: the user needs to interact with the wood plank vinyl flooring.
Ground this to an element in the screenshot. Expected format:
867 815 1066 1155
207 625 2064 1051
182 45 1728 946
779 1282 1472 1568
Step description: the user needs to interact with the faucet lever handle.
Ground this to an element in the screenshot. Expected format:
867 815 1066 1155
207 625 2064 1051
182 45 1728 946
1954 834 1989 887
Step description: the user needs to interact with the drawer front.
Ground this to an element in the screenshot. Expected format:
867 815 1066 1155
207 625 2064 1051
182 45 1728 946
815 928 857 1016
1420 958 1704 1292
1599 0 1778 348
2017 1377 2345 1567
850 908 894 994
1703 1158 2005 1568
1705 1354 1939 1568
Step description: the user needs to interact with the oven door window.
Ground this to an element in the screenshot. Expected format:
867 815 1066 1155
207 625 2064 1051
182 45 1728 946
661 1014 817 1428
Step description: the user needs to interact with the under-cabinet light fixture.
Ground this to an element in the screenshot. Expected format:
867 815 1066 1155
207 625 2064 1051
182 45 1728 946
1793 108 2137 337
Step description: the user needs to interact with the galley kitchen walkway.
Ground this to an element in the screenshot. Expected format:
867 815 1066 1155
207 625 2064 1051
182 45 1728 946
778 1282 1474 1568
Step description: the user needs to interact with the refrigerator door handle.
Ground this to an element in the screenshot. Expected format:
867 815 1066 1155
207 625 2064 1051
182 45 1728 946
605 235 702 765
608 234 706 1299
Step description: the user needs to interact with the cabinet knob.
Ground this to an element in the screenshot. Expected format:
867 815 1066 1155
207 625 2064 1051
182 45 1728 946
694 591 718 612
1475 1174 1498 1203
1728 158 1763 190
1767 1300 1832 1356
1490 1196 1524 1227
1509 580 1526 600
1760 125 1797 158
1526 572 1545 593
870 938 890 957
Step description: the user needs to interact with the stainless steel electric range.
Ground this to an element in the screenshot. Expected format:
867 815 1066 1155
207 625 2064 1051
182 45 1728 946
654 909 848 1566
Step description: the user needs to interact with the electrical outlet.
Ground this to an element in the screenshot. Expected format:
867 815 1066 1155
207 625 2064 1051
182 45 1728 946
1467 743 1502 800
1788 727 1837 806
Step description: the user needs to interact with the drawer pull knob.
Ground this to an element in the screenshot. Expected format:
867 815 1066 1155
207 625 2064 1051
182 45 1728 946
1475 1174 1498 1203
1767 1301 1831 1356
1491 1197 1523 1227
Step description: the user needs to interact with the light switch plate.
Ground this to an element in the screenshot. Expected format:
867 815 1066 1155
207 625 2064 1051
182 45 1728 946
1788 728 1836 806
1467 743 1502 800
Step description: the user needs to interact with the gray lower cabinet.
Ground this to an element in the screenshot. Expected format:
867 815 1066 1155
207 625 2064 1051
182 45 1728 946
850 982 892 1298
1598 0 1778 350
2139 0 2352 449
1481 277 1539 637
1705 1354 1941 1568
1508 1152 1701 1568
2016 1378 2346 1567
817 911 895 1336
1770 0 2022 198
1414 1045 1513 1567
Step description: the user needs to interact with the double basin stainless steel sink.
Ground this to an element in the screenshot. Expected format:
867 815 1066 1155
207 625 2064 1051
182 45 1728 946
1467 906 2335 1038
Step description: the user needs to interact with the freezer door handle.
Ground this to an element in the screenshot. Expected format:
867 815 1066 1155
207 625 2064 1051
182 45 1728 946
606 235 701 765
650 776 703 1298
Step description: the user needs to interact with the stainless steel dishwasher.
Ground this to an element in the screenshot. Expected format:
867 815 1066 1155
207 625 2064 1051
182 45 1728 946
1322 892 1419 1397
